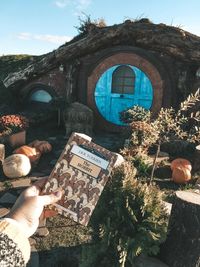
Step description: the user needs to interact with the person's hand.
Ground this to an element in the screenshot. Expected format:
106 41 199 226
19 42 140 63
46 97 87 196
6 178 62 237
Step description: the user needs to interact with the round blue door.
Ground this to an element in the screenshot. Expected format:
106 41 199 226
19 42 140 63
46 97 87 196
94 64 153 125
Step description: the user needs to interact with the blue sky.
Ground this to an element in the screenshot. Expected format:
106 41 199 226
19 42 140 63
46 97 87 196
1 0 200 56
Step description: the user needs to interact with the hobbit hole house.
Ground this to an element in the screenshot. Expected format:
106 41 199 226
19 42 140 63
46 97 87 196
2 19 200 132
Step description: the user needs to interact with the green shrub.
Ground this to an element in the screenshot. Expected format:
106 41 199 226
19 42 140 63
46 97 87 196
121 89 200 161
120 105 151 124
80 162 168 267
131 156 151 178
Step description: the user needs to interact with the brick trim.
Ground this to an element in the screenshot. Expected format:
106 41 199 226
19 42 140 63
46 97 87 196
87 52 164 131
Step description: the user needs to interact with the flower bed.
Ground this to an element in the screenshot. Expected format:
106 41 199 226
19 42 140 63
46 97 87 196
0 114 29 137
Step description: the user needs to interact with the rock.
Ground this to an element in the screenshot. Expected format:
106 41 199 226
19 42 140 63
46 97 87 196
162 201 172 216
35 218 49 237
35 227 49 237
63 102 93 136
194 188 200 194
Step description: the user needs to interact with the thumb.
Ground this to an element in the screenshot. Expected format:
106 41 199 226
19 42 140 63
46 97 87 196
39 190 63 206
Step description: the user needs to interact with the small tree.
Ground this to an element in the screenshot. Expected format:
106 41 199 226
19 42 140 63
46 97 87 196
120 106 158 157
120 89 200 183
80 162 168 267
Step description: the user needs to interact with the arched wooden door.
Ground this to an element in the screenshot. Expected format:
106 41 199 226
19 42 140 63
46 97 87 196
95 64 153 125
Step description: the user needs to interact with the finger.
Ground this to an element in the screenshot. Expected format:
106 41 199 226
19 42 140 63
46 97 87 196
38 190 63 206
23 185 41 197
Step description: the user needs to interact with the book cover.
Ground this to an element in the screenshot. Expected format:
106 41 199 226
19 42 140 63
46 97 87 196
43 132 118 226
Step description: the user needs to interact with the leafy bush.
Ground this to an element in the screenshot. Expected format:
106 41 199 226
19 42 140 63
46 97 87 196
120 105 151 124
80 162 168 267
121 89 200 159
131 156 151 178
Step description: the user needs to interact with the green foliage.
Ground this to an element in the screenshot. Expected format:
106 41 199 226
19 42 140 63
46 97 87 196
152 89 200 144
121 89 200 158
131 156 151 178
3 180 12 190
80 162 168 267
0 54 37 80
120 105 151 124
120 106 156 156
0 55 39 109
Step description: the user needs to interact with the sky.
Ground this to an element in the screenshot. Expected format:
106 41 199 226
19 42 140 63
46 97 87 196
1 0 200 56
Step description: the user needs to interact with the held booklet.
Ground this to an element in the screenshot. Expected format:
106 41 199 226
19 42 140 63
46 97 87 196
43 132 118 226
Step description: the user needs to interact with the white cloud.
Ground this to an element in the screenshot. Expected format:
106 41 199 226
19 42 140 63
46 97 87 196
54 0 70 8
76 0 92 10
17 32 72 44
17 32 32 40
34 34 72 44
54 0 92 12
73 0 92 16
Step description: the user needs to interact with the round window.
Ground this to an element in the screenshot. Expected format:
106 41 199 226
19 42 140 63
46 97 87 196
30 89 52 103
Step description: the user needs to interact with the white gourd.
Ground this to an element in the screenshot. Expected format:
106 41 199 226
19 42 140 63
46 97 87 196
3 154 31 178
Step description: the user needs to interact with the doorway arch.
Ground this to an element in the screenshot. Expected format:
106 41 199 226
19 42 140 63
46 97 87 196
95 64 153 125
87 52 164 131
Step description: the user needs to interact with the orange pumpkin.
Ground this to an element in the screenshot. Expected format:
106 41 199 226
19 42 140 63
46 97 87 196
171 158 192 172
13 145 41 163
172 166 191 184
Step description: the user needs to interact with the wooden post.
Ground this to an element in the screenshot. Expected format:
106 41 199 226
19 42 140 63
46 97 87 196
0 144 5 163
160 191 200 267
